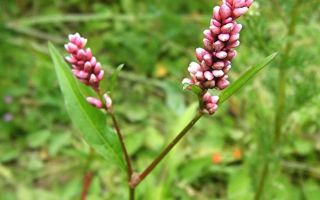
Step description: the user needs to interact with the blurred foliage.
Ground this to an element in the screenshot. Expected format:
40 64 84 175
0 0 319 199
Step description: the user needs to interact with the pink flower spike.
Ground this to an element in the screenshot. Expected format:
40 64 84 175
86 97 103 109
202 92 219 115
65 33 105 90
182 0 254 112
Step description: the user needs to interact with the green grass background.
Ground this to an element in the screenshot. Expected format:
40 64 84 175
0 0 319 199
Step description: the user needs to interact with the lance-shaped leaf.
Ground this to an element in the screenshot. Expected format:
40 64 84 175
48 43 126 170
108 64 125 93
219 52 278 104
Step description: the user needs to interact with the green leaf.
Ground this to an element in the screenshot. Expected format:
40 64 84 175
48 43 125 170
108 64 125 93
183 83 203 97
219 52 278 103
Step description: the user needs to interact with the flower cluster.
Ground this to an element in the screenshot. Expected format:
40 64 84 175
65 33 112 110
183 0 253 114
65 33 104 90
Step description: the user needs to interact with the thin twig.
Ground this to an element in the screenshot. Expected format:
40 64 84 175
109 112 133 178
130 111 203 188
80 148 95 200
129 188 135 200
80 171 94 200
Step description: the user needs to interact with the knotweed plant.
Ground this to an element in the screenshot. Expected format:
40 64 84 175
49 0 277 199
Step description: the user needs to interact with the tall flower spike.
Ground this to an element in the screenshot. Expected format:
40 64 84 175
65 33 104 90
183 0 253 115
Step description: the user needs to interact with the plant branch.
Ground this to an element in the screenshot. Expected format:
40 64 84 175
109 109 135 200
130 111 203 188
95 81 135 200
129 188 135 200
95 90 133 179
80 171 94 200
109 112 133 178
80 148 95 200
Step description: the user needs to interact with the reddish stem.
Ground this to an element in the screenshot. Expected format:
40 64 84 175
80 171 94 200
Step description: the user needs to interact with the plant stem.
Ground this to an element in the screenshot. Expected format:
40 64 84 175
254 164 269 200
96 91 135 199
110 112 136 200
80 171 94 200
109 112 135 200
80 148 95 200
254 1 300 199
129 188 135 200
109 112 133 178
130 111 203 188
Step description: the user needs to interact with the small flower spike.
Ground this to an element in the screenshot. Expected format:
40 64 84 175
202 92 219 115
65 33 113 110
183 0 253 115
65 33 104 90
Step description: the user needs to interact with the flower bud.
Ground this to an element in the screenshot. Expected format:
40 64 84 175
188 62 201 74
220 5 232 19
86 97 103 108
218 33 230 42
103 94 112 109
233 7 249 18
